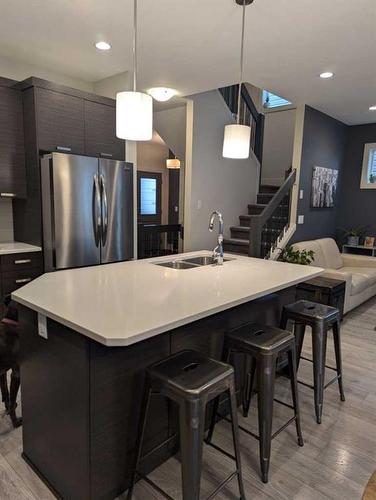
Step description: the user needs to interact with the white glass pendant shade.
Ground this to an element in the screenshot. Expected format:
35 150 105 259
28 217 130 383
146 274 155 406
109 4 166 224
222 124 251 159
166 158 181 169
116 91 153 141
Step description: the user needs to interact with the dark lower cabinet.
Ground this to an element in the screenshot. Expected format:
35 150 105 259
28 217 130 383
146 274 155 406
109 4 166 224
0 252 42 316
35 87 85 154
18 287 295 500
0 85 26 198
84 100 125 160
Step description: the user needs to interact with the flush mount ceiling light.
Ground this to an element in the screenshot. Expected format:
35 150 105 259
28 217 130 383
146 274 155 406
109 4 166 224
95 41 111 51
223 0 252 159
369 105 376 111
166 158 181 169
319 72 334 79
148 87 177 102
116 0 153 141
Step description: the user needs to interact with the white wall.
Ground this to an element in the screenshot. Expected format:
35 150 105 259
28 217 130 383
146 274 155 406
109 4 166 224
262 108 296 186
154 106 187 162
93 72 130 99
184 90 259 251
0 53 93 91
0 199 14 242
137 138 170 225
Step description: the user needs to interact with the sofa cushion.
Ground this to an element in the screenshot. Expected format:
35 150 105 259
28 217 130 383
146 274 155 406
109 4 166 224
292 240 327 268
317 238 343 270
350 273 372 295
341 267 376 287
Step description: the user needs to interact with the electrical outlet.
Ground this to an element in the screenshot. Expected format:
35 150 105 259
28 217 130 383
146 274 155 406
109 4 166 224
299 189 304 199
38 313 48 339
298 215 304 224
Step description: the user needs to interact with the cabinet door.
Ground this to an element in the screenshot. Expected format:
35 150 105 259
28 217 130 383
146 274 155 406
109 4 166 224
36 88 85 154
84 100 125 160
0 87 26 198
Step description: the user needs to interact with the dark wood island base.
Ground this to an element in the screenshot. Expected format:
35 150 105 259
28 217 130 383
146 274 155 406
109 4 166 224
19 288 295 500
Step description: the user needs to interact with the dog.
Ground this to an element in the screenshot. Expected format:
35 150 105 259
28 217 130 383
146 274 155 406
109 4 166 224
0 296 22 428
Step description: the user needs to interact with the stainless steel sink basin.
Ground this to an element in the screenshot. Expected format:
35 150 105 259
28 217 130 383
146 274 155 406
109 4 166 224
154 255 234 269
156 261 198 270
183 256 231 266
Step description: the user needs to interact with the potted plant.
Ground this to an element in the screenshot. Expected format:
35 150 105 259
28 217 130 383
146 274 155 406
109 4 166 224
278 246 315 265
342 227 367 246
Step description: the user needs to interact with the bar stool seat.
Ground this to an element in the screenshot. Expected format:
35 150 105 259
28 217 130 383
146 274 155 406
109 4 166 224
281 300 345 424
127 350 246 500
207 324 303 484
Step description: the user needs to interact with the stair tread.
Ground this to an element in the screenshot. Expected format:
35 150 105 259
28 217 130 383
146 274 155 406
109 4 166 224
248 203 267 208
223 238 249 245
230 226 250 231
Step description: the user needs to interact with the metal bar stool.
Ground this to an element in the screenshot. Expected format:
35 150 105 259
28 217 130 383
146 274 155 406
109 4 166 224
206 324 304 484
127 350 246 500
280 300 345 424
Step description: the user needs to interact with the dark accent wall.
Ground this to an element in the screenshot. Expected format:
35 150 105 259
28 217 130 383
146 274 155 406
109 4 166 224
291 106 347 243
337 123 376 236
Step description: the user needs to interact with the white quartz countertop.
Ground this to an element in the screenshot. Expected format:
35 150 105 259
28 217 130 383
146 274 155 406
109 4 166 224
0 242 42 255
12 251 322 347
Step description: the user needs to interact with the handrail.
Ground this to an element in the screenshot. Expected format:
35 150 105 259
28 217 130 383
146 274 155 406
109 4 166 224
248 169 296 257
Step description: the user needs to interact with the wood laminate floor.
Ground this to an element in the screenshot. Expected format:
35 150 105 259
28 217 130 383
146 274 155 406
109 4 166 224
1 298 376 499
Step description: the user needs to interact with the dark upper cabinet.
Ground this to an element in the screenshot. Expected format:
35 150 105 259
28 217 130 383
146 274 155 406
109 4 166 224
0 86 26 198
36 88 85 155
84 100 125 160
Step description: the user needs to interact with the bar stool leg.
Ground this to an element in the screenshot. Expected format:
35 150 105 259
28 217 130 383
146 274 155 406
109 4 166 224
179 398 206 500
243 357 256 418
294 322 306 370
228 378 247 500
332 320 346 402
287 346 304 447
312 323 327 424
280 308 288 330
257 354 276 483
127 378 152 500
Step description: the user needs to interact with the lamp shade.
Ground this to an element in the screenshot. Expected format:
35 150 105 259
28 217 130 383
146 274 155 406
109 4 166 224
222 124 251 159
116 91 153 141
166 158 181 169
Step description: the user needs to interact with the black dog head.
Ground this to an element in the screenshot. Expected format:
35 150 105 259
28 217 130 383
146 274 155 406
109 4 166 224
3 296 18 323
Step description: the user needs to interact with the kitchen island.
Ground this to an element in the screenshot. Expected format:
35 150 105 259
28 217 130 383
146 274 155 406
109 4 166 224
13 251 322 500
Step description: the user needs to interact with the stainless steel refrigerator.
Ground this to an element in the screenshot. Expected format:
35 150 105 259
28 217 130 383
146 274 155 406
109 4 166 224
41 153 133 272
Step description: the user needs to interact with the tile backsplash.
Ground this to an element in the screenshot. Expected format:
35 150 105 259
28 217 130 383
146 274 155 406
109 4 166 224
0 199 14 241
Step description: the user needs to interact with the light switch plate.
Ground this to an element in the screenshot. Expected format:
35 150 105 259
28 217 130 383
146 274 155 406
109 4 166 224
299 189 304 199
197 200 202 209
38 313 48 339
298 215 305 224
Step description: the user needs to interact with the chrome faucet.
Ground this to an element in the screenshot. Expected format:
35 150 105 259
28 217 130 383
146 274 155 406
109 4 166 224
209 211 224 265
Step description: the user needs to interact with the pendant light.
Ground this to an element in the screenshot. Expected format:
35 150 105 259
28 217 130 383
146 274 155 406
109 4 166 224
222 0 252 159
166 158 181 169
116 0 153 141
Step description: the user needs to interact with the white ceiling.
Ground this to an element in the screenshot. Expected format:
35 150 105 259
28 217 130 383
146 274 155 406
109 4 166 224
0 0 375 125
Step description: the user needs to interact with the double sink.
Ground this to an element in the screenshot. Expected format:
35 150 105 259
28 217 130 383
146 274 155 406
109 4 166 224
155 256 232 270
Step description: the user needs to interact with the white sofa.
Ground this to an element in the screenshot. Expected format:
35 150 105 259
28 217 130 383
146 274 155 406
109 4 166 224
292 238 376 314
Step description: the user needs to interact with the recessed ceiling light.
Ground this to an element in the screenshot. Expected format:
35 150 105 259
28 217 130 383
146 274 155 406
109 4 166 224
319 72 334 79
95 41 111 51
148 87 177 102
369 105 376 111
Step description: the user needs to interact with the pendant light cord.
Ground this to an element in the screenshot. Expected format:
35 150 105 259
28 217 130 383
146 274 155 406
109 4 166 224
237 0 247 124
133 0 137 92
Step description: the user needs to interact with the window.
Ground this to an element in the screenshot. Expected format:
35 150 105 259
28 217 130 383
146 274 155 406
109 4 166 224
262 90 291 109
137 171 162 223
360 143 376 189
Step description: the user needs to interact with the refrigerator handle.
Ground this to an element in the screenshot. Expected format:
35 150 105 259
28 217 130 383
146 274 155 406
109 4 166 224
100 174 108 246
93 174 102 247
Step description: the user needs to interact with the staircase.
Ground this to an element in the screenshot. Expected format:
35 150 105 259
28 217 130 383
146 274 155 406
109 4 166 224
224 184 280 255
223 169 297 258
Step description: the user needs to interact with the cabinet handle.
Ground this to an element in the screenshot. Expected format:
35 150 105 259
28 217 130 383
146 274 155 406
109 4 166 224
56 146 72 152
15 278 32 284
0 192 16 198
100 152 113 158
14 259 32 264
